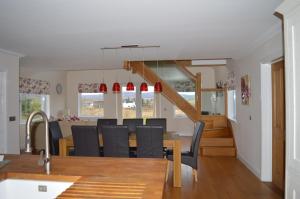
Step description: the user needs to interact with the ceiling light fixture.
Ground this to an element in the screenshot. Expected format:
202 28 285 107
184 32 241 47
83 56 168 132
99 50 108 93
140 48 148 92
154 49 162 93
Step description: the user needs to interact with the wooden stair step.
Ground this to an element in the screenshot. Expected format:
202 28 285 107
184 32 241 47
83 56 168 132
203 128 231 138
200 138 234 147
201 147 236 157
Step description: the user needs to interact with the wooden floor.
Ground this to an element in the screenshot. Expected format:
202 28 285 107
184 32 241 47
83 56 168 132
164 137 283 199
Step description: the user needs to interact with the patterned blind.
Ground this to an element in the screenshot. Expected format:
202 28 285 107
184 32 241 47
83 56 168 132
78 83 100 93
19 77 50 95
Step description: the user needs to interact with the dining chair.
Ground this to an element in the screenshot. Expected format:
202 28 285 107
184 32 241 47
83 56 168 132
145 118 167 132
102 125 129 157
123 118 143 134
97 118 117 134
71 125 101 157
166 121 205 182
136 126 164 158
48 121 63 155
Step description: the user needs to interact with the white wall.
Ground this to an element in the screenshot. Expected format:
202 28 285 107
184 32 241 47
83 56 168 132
187 67 215 88
228 31 283 178
0 51 20 154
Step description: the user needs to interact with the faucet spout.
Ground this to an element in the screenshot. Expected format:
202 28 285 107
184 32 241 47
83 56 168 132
25 111 51 175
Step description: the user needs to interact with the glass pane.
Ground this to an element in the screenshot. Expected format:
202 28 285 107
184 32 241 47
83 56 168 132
146 61 195 107
142 86 154 118
122 87 136 118
174 92 195 117
20 93 50 122
201 90 225 115
79 93 104 117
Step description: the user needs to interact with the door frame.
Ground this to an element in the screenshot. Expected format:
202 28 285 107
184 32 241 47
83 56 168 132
260 58 285 182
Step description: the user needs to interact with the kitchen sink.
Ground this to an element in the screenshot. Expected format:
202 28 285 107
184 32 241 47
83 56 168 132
0 179 73 199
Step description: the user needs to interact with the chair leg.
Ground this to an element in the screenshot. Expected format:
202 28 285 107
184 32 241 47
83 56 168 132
165 161 169 182
193 169 198 182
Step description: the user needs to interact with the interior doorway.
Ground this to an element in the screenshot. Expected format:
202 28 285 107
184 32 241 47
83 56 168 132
271 59 285 192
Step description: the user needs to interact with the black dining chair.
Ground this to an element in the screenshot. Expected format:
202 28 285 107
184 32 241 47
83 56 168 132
71 125 101 157
136 126 164 158
97 118 117 134
145 118 167 132
48 121 63 155
102 125 129 157
123 118 143 134
166 121 205 182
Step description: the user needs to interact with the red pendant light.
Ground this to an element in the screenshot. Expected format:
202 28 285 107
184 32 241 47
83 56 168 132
154 82 162 93
140 82 148 92
126 82 134 91
112 82 121 93
99 83 107 93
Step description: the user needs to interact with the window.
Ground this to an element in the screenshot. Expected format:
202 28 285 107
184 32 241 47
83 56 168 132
20 93 50 123
227 90 237 121
78 93 104 117
122 87 137 118
141 86 155 118
174 92 195 118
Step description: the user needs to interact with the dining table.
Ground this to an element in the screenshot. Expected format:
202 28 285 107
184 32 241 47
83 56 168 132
59 131 182 187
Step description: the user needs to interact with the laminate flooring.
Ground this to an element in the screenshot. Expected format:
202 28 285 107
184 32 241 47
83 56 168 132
164 137 283 199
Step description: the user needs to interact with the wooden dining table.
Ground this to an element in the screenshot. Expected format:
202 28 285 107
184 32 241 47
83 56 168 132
59 131 182 187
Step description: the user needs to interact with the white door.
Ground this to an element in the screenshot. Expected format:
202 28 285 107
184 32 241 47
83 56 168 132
0 72 6 153
277 1 300 198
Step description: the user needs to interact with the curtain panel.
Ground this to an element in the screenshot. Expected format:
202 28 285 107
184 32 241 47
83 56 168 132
19 77 50 95
78 83 100 93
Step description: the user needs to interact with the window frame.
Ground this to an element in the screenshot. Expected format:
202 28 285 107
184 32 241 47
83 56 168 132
19 93 50 124
77 92 104 119
227 89 237 122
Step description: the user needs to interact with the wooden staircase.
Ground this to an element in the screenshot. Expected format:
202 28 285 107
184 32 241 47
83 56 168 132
124 60 237 157
200 116 236 157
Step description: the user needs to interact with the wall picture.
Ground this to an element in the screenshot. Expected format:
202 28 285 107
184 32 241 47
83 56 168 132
241 75 250 105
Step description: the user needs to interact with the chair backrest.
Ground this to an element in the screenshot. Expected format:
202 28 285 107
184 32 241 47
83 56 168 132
123 118 143 133
145 118 167 132
190 121 205 157
136 126 164 158
97 118 117 134
49 121 63 155
102 125 129 157
71 125 100 157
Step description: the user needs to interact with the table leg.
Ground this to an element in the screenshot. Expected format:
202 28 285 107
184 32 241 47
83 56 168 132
59 138 67 157
173 139 181 187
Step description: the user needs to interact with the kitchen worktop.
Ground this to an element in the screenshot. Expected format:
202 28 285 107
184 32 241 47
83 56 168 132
0 155 168 198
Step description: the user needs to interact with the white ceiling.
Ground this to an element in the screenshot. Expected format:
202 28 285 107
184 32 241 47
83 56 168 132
0 0 282 70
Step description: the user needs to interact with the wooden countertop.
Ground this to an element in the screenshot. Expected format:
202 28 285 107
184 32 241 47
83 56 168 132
0 155 167 199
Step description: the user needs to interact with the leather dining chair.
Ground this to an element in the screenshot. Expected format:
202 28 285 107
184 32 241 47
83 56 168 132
145 118 167 132
102 125 129 157
71 125 101 157
48 121 63 155
97 118 117 134
136 126 164 158
123 118 143 134
166 121 205 182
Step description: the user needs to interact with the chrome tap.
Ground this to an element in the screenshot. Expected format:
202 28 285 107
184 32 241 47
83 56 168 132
25 111 51 175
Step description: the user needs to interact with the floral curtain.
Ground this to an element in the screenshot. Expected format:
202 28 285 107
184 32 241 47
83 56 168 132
172 81 195 92
19 77 50 95
78 83 100 93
